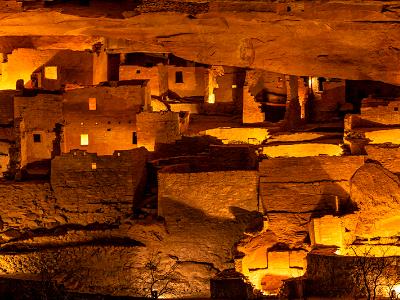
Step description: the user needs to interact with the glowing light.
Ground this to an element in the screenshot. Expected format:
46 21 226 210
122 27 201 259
208 93 215 104
80 134 89 146
89 98 97 110
44 66 58 80
393 284 400 294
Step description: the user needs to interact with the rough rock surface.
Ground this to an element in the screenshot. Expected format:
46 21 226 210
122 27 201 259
351 163 400 214
0 1 400 84
350 163 400 236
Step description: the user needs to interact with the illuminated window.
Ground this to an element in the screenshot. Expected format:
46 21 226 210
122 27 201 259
88 98 97 110
91 163 97 170
33 134 41 143
80 134 89 146
208 93 215 104
232 84 237 88
44 66 58 80
175 71 183 83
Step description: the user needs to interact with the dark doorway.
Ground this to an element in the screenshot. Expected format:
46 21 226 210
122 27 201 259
263 103 286 123
132 132 138 144
107 54 120 81
175 71 183 83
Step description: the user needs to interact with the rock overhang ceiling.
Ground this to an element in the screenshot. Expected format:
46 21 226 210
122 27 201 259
0 0 399 85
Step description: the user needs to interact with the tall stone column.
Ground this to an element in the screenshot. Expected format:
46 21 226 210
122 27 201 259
283 75 301 129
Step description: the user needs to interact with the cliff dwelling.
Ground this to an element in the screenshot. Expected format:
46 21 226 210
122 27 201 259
0 0 399 299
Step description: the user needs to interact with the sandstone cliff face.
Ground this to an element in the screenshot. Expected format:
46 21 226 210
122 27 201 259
0 1 400 85
349 163 400 237
351 163 400 214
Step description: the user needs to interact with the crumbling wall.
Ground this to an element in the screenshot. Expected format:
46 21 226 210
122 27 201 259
14 94 63 167
136 111 182 151
119 65 168 96
0 49 57 90
63 84 147 155
344 99 400 154
242 87 264 124
0 49 93 90
51 148 148 224
346 99 400 130
0 91 15 125
359 99 400 126
312 79 346 122
0 148 148 235
246 70 287 103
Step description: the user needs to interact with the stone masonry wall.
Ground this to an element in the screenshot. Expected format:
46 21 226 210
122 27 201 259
258 156 365 248
136 111 182 151
259 156 365 214
167 66 206 98
63 83 147 155
242 87 264 124
359 99 400 127
14 93 63 167
51 148 148 224
119 65 168 96
0 148 148 237
365 145 400 174
0 91 15 125
158 169 260 270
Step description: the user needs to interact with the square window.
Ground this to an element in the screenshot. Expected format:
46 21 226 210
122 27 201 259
175 71 183 83
394 107 399 112
132 132 138 144
33 134 41 143
44 66 58 80
80 134 89 146
136 69 141 74
89 98 97 110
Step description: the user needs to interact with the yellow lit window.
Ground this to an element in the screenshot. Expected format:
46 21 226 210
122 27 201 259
208 93 215 104
80 134 89 146
232 84 237 88
88 98 97 110
91 162 97 170
44 66 58 80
